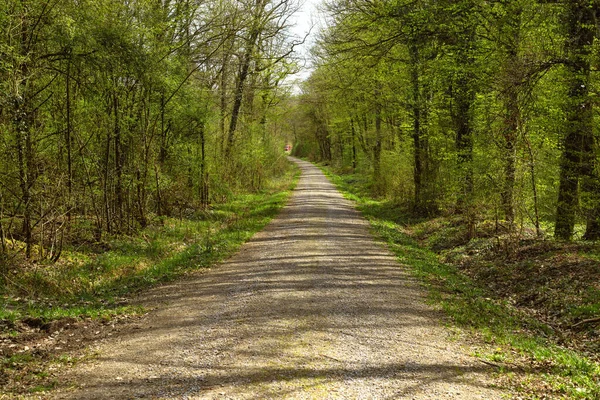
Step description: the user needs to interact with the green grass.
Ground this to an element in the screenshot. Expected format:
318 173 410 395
2 353 35 370
321 166 600 399
0 166 300 325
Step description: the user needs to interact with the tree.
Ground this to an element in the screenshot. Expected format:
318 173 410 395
0 0 300 261
296 0 600 242
555 0 598 240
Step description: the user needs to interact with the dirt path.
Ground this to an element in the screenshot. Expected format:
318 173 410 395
54 158 507 399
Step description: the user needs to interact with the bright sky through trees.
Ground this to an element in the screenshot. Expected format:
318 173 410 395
288 0 322 88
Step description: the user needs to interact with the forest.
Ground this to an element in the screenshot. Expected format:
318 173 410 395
293 0 600 242
0 0 299 262
1 0 600 397
3 0 600 274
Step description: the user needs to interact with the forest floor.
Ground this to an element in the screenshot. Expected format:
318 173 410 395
323 167 600 399
5 157 509 399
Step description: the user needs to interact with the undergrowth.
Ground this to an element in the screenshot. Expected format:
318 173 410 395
0 166 299 325
322 167 600 400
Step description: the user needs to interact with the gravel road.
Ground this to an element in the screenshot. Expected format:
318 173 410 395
55 157 507 399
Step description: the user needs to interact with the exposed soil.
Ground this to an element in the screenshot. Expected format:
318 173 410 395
0 312 147 395
412 217 600 360
14 158 509 399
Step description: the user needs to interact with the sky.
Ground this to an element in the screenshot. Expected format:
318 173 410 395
286 0 323 90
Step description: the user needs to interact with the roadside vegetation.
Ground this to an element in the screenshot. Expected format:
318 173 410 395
0 165 298 396
323 166 600 399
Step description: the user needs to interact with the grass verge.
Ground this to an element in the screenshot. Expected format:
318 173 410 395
1 166 299 322
322 167 600 400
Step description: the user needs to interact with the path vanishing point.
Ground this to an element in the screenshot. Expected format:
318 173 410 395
55 157 507 399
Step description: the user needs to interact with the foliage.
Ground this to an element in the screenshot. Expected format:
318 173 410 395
0 0 301 263
291 0 600 240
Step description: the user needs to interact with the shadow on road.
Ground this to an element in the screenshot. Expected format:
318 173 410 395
57 158 505 399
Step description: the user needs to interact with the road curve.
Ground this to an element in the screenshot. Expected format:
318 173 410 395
56 157 506 399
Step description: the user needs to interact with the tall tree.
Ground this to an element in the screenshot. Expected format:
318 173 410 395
555 0 597 240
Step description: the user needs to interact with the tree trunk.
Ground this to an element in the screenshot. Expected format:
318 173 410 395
373 97 382 186
498 5 522 224
220 53 229 154
316 122 332 161
113 91 124 230
225 0 265 157
0 192 6 254
555 0 595 240
14 7 34 258
524 135 541 237
500 85 518 224
410 44 422 211
103 115 112 235
350 117 357 170
15 98 33 259
159 91 168 163
199 123 209 207
453 33 476 213
409 43 433 215
66 54 73 220
582 164 600 240
136 169 147 227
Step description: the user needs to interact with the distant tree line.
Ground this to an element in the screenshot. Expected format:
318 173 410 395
292 0 600 241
